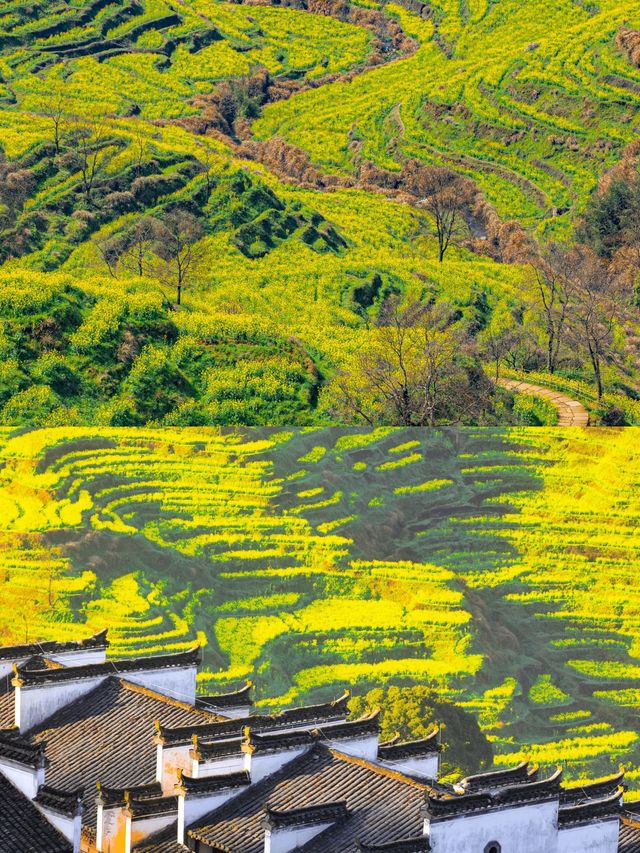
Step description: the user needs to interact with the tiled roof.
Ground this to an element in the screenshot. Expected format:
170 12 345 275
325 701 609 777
262 801 348 830
0 729 46 766
620 818 640 852
187 743 429 853
557 788 622 827
128 794 178 818
560 770 625 804
459 760 536 792
157 692 350 746
97 781 163 807
27 676 217 824
243 713 379 755
34 784 83 817
0 684 15 729
178 770 250 794
14 646 200 686
427 768 563 819
356 838 431 852
378 730 440 762
192 736 243 761
0 771 72 852
196 682 253 711
0 630 108 662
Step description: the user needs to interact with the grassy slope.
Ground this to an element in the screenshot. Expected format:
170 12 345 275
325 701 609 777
1 425 640 787
5 0 639 423
256 0 640 236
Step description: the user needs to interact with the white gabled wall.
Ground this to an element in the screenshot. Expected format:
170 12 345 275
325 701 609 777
35 805 82 853
264 822 333 853
157 743 193 794
48 647 107 668
378 753 439 780
325 734 378 762
0 644 107 680
245 747 310 784
0 756 45 798
15 675 107 732
177 787 246 843
427 800 559 853
125 665 197 705
557 819 620 853
128 811 177 850
194 751 245 780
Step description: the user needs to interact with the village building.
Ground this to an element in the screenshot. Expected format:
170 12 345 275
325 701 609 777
0 630 639 852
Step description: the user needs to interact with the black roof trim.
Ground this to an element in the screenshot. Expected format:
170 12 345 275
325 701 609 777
195 682 253 710
127 794 179 818
560 770 625 804
0 730 47 767
243 713 379 754
0 630 109 661
427 768 563 818
492 767 563 806
378 730 440 761
192 736 243 760
177 770 250 795
157 692 349 746
35 785 83 817
356 837 431 852
14 646 200 687
558 788 623 826
97 781 162 807
262 800 348 830
425 790 493 818
459 760 534 792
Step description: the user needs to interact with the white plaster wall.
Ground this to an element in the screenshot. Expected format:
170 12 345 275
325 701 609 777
16 675 107 732
129 810 177 846
158 743 193 794
198 752 245 779
246 747 310 783
125 665 196 704
0 757 43 799
96 803 104 852
427 800 560 853
325 734 379 762
0 646 106 681
34 803 79 844
182 787 245 829
378 753 439 780
201 704 250 719
0 658 29 680
49 648 107 667
265 822 333 853
557 819 620 853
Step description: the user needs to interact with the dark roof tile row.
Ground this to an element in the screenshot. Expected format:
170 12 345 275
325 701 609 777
0 630 108 662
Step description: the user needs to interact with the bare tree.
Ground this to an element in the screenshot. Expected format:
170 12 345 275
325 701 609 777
150 211 206 306
331 298 489 425
36 78 69 154
567 248 623 399
480 320 526 381
402 161 475 262
196 143 218 200
67 118 109 203
95 217 165 280
530 244 575 374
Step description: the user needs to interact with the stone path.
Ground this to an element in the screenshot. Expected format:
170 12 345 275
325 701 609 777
497 378 590 426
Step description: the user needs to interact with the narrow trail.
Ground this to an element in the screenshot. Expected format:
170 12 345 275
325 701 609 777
497 378 590 426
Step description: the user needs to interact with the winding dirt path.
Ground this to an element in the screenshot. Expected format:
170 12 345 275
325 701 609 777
497 378 590 426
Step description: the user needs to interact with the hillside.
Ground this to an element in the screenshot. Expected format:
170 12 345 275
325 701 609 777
1 426 640 788
2 0 640 424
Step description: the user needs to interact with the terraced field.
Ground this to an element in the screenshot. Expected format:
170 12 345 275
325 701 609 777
1 426 640 788
256 0 640 235
2 0 640 424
